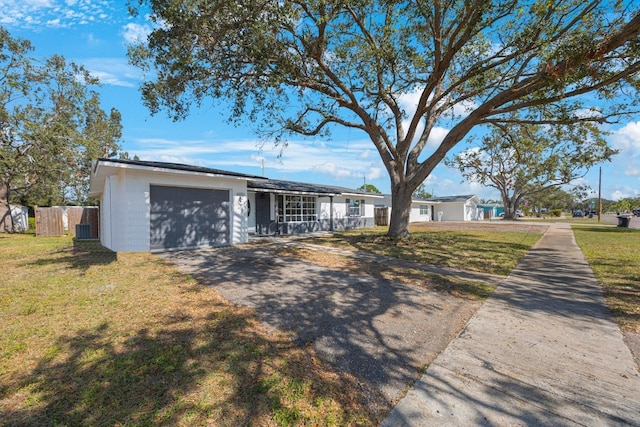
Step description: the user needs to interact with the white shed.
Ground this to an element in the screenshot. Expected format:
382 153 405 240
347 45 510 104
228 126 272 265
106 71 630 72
9 205 29 232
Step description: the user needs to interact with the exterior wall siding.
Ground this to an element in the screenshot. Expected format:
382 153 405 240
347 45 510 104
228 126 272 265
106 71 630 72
102 176 114 249
100 168 247 252
434 203 465 221
409 204 431 222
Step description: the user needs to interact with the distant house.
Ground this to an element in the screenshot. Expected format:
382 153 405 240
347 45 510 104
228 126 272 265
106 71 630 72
426 195 481 221
478 203 504 219
378 194 481 222
89 158 381 252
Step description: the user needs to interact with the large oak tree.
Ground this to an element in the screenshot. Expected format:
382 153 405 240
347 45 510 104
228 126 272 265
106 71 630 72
128 0 640 237
1 27 122 232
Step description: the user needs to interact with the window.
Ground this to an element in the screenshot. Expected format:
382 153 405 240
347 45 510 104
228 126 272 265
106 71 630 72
346 199 365 217
420 205 429 215
277 195 317 222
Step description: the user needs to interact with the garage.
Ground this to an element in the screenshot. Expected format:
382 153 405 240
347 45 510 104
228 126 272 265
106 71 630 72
150 185 230 251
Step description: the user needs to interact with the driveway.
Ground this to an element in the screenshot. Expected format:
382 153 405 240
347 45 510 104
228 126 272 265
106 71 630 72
161 241 501 412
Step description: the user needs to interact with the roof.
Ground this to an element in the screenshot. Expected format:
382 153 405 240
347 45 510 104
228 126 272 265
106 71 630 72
89 158 382 199
89 158 266 197
248 179 383 198
93 158 265 180
424 194 477 203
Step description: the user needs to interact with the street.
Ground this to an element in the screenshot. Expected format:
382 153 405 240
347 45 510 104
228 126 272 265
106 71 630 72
600 213 640 229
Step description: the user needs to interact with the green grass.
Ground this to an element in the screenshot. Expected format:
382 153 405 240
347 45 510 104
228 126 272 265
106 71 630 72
0 233 375 426
308 225 542 276
572 225 640 334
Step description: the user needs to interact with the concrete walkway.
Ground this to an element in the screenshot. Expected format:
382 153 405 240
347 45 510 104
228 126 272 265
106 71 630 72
382 222 640 426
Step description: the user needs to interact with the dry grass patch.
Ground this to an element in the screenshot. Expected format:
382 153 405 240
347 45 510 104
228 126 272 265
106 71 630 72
0 233 376 426
276 246 495 300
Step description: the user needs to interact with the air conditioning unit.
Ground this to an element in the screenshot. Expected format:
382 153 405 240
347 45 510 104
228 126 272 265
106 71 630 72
75 223 92 239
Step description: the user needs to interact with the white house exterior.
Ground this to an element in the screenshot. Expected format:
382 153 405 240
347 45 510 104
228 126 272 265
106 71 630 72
89 159 261 252
89 158 381 252
428 195 481 221
376 195 436 223
378 194 481 222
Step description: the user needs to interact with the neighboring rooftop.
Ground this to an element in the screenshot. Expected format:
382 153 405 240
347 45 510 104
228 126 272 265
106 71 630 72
424 195 477 203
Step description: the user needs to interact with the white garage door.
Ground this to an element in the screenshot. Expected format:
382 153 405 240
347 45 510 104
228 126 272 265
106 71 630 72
150 185 230 251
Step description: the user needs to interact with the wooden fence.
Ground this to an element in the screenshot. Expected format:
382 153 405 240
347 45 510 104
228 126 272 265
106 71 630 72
35 207 64 237
67 206 99 238
35 206 99 238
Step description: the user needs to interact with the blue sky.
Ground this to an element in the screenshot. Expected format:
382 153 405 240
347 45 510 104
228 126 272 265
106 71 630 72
2 0 639 202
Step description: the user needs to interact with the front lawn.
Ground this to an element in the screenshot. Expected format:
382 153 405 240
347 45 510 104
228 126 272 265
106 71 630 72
307 223 544 276
572 225 640 334
0 233 374 426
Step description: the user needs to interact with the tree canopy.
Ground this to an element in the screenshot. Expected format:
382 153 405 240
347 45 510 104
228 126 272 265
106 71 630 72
129 0 640 236
357 183 381 194
1 27 122 231
447 122 616 219
413 183 432 199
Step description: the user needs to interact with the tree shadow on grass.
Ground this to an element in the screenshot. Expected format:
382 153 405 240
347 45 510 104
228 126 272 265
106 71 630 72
20 245 117 274
1 302 372 426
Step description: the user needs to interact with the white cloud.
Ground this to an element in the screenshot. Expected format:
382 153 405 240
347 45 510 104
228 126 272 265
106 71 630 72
608 121 640 183
312 162 353 179
130 135 386 184
0 0 115 29
610 121 640 152
81 57 142 87
625 168 640 177
122 22 152 44
366 167 384 180
45 18 63 27
611 190 630 201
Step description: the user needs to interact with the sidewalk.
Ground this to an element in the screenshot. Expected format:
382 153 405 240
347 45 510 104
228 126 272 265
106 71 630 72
382 222 640 426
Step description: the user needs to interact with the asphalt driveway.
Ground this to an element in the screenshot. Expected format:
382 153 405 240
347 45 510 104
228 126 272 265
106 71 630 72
161 242 499 412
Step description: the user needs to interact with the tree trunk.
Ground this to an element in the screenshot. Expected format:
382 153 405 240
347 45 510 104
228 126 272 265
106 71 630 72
500 190 520 220
387 182 413 237
0 178 14 233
